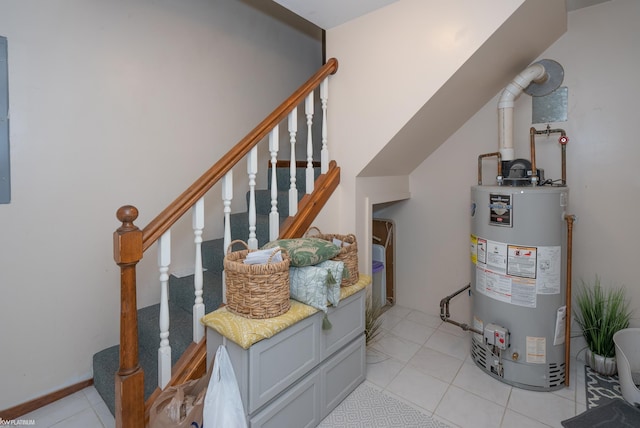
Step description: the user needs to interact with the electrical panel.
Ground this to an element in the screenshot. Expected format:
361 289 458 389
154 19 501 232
0 36 9 204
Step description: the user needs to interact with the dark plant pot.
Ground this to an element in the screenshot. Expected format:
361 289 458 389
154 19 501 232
586 348 617 376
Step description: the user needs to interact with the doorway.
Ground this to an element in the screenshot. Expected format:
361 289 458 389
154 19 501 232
372 218 395 308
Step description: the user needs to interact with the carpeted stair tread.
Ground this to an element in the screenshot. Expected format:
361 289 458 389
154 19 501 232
249 189 292 216
93 304 200 417
93 344 158 417
136 303 195 361
168 270 223 316
202 238 225 274
229 212 272 248
269 166 320 196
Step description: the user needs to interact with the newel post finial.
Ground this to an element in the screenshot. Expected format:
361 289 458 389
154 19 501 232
114 205 142 265
117 205 139 229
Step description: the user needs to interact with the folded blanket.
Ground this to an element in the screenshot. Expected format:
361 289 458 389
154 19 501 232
243 247 283 265
332 237 351 247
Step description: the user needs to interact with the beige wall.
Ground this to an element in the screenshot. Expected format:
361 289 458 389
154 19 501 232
0 0 321 410
324 0 569 275
378 0 640 336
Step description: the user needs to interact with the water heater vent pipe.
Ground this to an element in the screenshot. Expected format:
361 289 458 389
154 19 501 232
498 63 548 161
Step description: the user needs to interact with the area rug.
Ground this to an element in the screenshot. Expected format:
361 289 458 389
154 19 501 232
561 366 637 427
318 382 450 428
561 398 640 428
585 365 623 409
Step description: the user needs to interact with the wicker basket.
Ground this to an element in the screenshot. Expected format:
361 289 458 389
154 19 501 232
305 227 359 287
224 240 291 319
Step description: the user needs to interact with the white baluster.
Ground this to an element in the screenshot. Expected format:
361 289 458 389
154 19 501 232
192 198 205 343
158 230 171 389
305 92 315 194
269 126 280 241
320 78 329 174
288 108 298 216
222 171 233 304
247 146 258 250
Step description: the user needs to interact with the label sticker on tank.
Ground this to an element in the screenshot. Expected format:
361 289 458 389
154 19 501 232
526 336 546 364
486 240 507 274
507 245 537 279
476 266 537 308
471 235 477 265
489 194 512 227
536 246 562 295
511 278 537 307
553 306 567 346
474 237 562 305
477 238 487 265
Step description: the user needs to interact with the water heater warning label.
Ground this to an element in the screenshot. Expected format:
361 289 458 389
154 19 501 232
507 245 537 279
472 235 562 307
526 336 546 364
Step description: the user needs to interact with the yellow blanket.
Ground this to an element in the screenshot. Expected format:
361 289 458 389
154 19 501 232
201 274 370 349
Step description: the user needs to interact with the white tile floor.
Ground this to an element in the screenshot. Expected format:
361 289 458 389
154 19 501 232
366 305 586 428
15 304 586 428
17 385 114 428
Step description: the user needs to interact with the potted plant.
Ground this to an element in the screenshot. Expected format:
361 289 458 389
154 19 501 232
573 275 632 376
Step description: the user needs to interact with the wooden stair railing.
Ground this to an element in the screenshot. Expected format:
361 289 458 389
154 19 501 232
113 58 338 428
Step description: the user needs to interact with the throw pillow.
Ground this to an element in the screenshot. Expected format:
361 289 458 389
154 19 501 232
289 265 329 313
315 260 344 308
263 238 340 267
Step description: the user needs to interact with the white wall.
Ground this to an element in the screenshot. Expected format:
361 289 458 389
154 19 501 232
0 0 321 410
381 0 640 328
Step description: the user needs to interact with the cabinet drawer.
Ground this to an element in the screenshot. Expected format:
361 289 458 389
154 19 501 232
321 334 366 419
248 313 321 413
321 289 365 359
250 369 321 428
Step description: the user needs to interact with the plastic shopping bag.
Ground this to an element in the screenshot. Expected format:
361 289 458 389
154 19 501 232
148 367 212 428
203 344 248 428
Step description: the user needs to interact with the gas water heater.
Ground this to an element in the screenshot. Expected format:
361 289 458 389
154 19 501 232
470 183 568 390
443 59 575 391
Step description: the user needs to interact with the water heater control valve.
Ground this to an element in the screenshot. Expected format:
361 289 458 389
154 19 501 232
484 323 509 350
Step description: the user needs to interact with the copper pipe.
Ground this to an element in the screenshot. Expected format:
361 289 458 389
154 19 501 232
559 131 568 185
561 145 567 185
529 127 538 185
477 152 503 185
530 127 568 185
564 214 576 387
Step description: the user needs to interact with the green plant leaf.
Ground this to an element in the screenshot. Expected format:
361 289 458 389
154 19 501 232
573 275 632 358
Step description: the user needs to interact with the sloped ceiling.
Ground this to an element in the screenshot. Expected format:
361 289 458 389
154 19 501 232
566 0 611 11
270 0 398 29
271 0 609 29
356 0 568 177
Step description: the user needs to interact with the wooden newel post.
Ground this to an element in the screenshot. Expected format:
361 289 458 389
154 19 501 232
113 205 145 428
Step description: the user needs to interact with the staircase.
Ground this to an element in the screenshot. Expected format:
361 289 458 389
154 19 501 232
92 166 319 415
105 58 339 427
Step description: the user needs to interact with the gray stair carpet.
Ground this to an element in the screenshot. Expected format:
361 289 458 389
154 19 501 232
93 270 223 415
